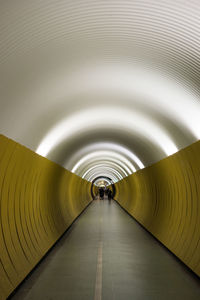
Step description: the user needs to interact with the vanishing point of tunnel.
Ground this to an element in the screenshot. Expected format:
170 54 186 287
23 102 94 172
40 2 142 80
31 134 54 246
0 1 200 299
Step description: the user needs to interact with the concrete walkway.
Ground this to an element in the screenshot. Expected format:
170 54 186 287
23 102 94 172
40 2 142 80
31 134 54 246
10 200 200 300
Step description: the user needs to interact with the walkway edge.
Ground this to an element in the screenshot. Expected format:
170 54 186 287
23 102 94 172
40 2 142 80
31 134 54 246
8 200 93 299
114 199 200 280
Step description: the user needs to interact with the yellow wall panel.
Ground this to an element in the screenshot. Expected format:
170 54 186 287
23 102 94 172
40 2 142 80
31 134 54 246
0 135 92 300
115 140 200 277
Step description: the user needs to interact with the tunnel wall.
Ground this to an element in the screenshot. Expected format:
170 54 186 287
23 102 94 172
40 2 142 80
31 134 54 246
0 135 92 300
115 140 200 277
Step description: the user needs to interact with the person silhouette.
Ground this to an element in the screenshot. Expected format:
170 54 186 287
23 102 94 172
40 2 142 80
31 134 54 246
108 189 112 200
99 188 104 200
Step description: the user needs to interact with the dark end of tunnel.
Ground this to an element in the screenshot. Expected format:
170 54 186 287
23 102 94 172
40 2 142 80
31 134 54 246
90 176 116 200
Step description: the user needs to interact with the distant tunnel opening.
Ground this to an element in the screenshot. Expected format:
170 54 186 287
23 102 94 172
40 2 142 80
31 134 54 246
90 175 116 200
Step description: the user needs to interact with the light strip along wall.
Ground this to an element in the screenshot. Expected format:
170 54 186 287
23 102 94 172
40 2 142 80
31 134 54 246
0 135 92 300
114 139 200 277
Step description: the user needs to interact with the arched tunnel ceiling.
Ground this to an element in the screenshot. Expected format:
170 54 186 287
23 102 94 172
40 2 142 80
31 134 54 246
1 0 200 182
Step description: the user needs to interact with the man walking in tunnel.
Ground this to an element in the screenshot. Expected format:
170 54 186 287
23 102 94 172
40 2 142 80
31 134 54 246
107 188 113 200
99 187 105 200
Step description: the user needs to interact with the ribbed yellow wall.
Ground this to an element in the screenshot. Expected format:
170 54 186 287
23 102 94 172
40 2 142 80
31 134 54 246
0 135 92 300
115 140 200 277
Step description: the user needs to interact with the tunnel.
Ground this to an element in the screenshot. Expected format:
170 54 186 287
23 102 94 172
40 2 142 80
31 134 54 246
1 1 200 299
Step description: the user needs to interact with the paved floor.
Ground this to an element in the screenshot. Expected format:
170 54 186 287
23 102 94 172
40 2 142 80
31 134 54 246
10 200 200 300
